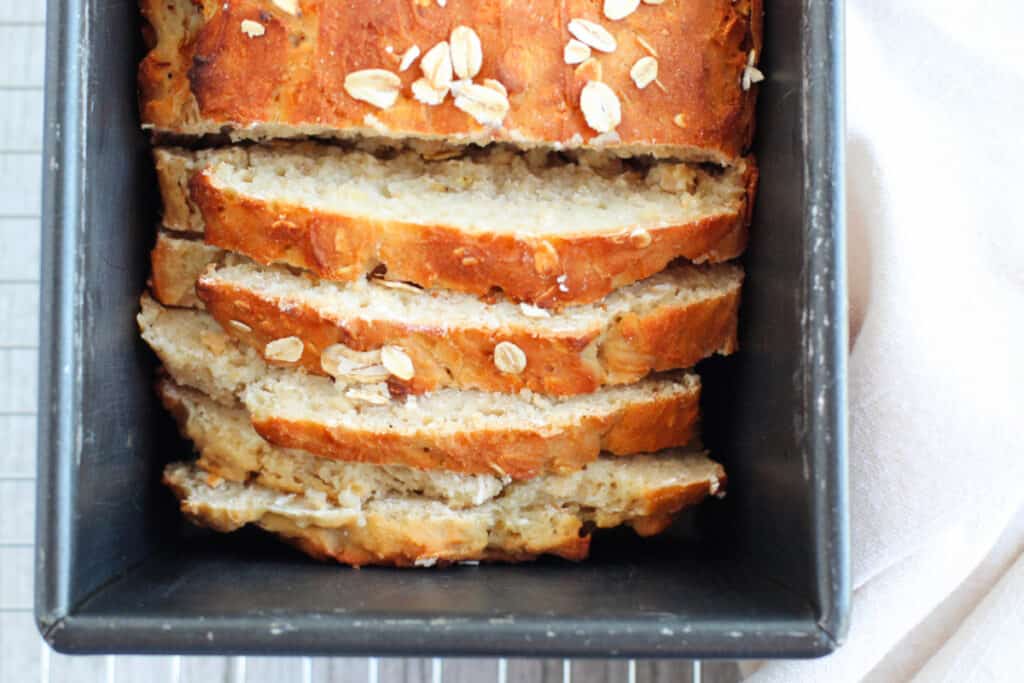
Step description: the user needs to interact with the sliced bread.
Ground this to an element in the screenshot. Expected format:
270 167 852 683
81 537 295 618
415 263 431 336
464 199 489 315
139 296 702 479
156 143 756 307
161 380 724 518
164 447 725 567
160 380 507 508
139 0 762 162
171 249 742 396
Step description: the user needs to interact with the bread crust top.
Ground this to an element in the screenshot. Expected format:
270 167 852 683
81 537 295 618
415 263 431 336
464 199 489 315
140 0 762 161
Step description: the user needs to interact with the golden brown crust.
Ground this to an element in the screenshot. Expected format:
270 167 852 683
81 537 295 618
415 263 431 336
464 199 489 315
140 0 763 162
597 283 740 384
251 386 699 480
187 164 752 307
193 267 740 396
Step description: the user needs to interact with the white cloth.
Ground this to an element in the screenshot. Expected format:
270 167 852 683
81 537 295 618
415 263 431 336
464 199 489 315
742 1 1024 680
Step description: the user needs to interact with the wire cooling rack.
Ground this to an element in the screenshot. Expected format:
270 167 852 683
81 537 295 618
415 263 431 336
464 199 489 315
0 3 740 680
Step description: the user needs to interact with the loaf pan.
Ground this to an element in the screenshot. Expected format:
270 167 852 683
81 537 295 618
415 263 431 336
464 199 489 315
35 0 848 658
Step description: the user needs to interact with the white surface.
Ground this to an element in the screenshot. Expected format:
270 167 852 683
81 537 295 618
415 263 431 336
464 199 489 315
741 1 1024 681
909 542 1024 682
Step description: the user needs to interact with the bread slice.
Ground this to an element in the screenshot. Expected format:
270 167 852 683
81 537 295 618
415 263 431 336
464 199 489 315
155 242 741 396
160 380 724 518
149 233 741 396
139 296 701 479
160 381 507 508
139 0 762 163
164 448 725 567
156 143 756 307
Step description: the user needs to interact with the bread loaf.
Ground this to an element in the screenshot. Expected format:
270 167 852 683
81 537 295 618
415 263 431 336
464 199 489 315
140 0 761 569
140 0 762 162
155 143 756 307
140 296 701 479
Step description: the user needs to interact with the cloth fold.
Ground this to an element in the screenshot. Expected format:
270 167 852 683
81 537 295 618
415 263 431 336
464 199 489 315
743 1 1024 680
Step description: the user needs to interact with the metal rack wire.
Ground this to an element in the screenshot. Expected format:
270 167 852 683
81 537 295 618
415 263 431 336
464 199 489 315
24 650 707 683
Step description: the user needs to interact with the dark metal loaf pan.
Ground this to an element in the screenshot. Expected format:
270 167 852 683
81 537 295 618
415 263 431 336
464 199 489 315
35 0 848 658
